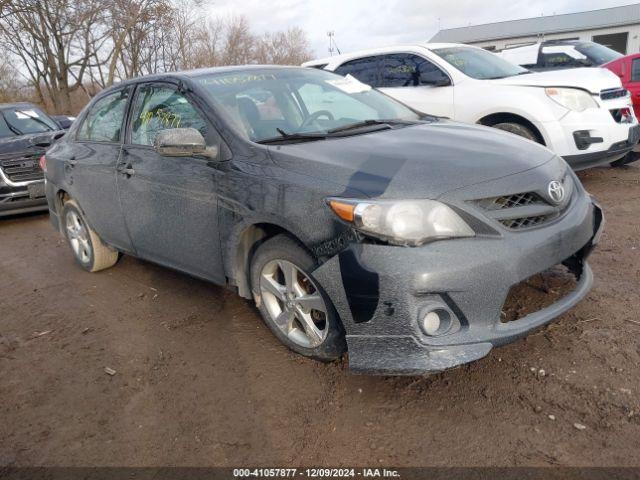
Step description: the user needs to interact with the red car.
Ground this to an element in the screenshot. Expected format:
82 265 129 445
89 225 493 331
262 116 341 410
602 54 640 163
603 53 640 120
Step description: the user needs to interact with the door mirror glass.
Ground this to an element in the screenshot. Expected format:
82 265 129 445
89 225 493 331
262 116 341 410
430 77 452 87
154 128 218 158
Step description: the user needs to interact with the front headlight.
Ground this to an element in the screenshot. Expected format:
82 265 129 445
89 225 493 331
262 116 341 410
545 87 599 112
327 198 475 246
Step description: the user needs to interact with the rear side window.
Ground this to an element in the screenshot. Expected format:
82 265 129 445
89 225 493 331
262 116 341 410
632 59 640 82
129 84 211 146
379 53 449 87
77 88 130 142
334 56 380 86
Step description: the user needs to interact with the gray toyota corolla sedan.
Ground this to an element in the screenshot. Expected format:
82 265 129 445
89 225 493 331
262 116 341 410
43 66 603 375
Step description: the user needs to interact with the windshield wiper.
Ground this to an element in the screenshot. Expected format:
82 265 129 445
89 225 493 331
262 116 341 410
17 111 55 132
327 119 417 134
257 128 329 144
257 119 419 145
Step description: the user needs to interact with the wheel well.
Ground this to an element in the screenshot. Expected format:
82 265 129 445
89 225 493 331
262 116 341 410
233 223 309 299
55 190 71 229
477 113 545 145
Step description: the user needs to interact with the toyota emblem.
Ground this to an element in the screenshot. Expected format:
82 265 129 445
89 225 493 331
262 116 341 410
548 180 565 204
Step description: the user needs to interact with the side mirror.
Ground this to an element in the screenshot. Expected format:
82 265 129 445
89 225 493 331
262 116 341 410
52 115 73 130
430 77 452 87
154 128 218 159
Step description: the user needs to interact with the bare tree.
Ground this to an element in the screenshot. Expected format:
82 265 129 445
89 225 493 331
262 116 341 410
0 0 110 113
222 16 255 65
254 27 313 65
1 0 316 113
0 57 29 103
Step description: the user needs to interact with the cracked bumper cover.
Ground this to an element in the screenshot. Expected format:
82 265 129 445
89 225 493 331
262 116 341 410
312 193 603 375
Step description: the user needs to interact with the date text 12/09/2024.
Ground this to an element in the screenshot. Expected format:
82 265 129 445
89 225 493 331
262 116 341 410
233 468 400 478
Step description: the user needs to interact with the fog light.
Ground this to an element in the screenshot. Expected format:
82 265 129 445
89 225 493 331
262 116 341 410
419 307 453 336
421 311 441 335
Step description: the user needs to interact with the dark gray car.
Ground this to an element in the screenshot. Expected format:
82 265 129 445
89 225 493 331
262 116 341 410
43 66 603 375
1 103 66 217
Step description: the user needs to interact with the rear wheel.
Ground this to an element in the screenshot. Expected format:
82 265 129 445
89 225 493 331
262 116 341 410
62 199 119 272
491 122 538 143
250 234 346 361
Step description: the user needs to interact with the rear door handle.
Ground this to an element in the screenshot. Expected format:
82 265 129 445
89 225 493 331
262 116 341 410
66 157 77 166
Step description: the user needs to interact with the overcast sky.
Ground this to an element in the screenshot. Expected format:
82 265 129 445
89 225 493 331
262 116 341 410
205 0 637 58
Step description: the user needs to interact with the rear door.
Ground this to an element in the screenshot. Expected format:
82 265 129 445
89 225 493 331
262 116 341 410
64 87 134 252
116 81 225 283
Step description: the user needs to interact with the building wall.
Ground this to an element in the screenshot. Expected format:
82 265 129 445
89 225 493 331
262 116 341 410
468 24 640 53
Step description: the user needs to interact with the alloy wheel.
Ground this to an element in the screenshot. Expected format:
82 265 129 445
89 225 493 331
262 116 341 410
259 259 329 348
65 210 92 264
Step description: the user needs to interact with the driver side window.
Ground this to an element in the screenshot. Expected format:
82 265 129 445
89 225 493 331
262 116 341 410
130 84 212 146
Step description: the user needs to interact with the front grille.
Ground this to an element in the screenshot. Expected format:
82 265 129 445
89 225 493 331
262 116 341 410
475 192 544 211
499 215 552 230
610 107 635 124
472 175 573 231
600 88 628 101
0 151 43 183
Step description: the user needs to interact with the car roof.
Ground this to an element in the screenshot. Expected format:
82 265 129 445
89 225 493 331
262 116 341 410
0 102 39 111
98 65 314 96
303 42 476 67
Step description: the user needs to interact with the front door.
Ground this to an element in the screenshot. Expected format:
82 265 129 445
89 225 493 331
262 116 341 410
116 82 225 283
376 53 455 118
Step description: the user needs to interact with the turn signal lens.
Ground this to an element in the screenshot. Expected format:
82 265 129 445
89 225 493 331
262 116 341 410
328 200 355 222
39 155 47 173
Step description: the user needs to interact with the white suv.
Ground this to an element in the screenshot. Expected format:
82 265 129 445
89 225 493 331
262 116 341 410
304 43 639 170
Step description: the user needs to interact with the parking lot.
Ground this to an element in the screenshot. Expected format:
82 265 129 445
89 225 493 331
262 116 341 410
1 165 639 467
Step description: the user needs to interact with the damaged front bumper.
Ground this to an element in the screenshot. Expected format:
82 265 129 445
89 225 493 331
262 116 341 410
312 193 603 375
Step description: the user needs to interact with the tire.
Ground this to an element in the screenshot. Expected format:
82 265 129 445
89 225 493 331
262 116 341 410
250 234 346 362
62 199 119 272
491 122 539 143
610 151 639 167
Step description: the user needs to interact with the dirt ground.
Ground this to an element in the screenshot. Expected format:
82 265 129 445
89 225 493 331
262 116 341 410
1 165 639 468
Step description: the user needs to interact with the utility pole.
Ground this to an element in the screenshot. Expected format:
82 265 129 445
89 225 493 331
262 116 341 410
328 31 341 56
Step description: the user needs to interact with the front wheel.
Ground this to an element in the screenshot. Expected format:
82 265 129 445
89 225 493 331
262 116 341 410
610 151 640 167
250 234 346 362
491 122 538 143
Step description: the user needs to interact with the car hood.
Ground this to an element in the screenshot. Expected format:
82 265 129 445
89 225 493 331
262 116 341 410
267 121 556 199
491 67 622 94
0 130 65 157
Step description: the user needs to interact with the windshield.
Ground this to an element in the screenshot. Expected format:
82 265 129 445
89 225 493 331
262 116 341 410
433 46 528 79
0 106 58 137
195 68 422 142
574 42 623 65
